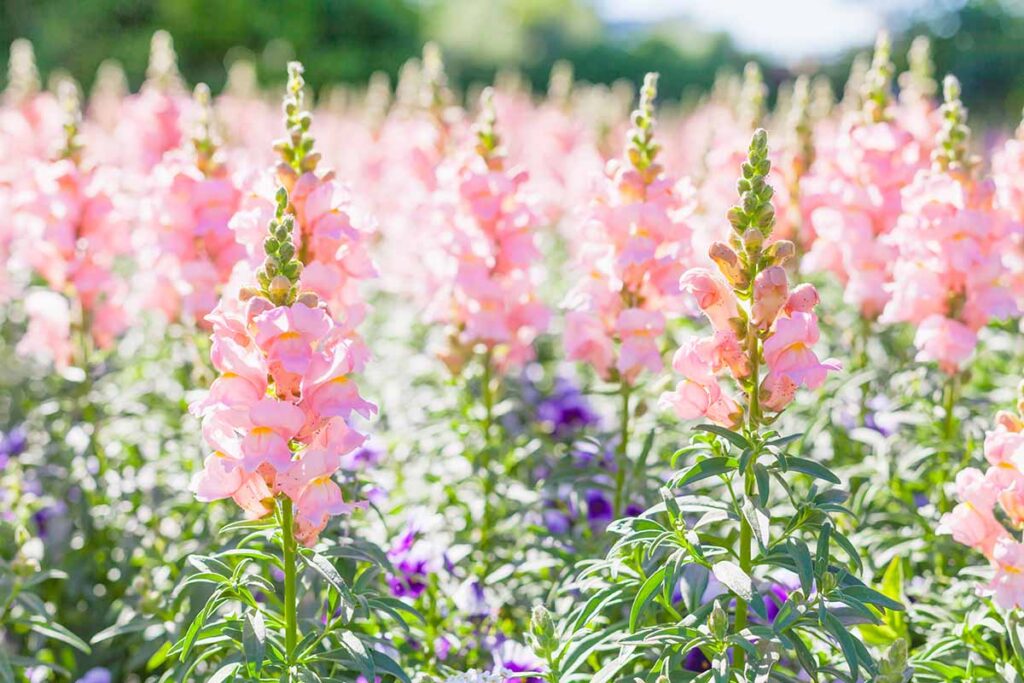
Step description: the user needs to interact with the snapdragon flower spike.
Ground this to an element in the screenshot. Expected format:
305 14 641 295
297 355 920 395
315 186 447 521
113 30 188 170
191 186 374 546
898 36 938 105
565 72 696 383
138 81 248 326
427 87 550 371
799 34 928 318
265 61 376 331
13 85 132 368
861 32 894 124
274 61 320 176
879 75 1016 374
662 129 839 427
931 75 974 174
940 386 1024 609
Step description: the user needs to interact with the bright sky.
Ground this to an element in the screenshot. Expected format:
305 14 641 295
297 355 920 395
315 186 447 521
597 0 922 62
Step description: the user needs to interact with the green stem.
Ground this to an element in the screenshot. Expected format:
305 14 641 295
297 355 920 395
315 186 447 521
280 497 299 668
479 351 496 552
613 381 632 518
735 324 761 673
937 373 959 515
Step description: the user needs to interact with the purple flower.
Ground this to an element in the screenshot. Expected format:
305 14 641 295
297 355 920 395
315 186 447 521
32 501 66 539
763 583 789 623
493 639 544 683
683 646 712 672
585 489 613 530
434 634 455 661
75 669 111 683
455 578 493 619
345 440 385 470
386 520 443 599
535 378 599 439
0 425 27 468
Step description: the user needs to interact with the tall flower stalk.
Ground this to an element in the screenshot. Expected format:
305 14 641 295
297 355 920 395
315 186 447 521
555 131 897 682
565 72 695 517
426 87 549 551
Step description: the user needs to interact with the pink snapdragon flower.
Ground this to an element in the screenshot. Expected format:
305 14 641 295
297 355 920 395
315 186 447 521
662 129 839 427
942 396 1024 609
140 107 247 326
425 88 549 372
800 37 929 318
880 77 1016 373
11 101 134 366
191 187 375 546
565 74 694 382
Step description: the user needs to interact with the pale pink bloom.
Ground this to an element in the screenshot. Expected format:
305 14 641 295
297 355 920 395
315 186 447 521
762 313 841 395
751 266 789 330
564 311 615 378
680 268 739 332
912 315 977 375
253 303 333 396
658 336 740 427
17 289 73 369
784 283 820 315
938 468 1007 557
982 539 1024 610
615 308 665 383
563 116 696 382
985 430 1024 468
239 398 306 473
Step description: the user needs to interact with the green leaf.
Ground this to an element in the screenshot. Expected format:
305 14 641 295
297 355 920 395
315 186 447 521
208 662 240 683
786 539 814 596
741 499 770 549
339 631 374 679
300 551 355 605
696 424 751 450
674 457 736 488
243 610 266 673
824 613 860 679
753 463 770 507
0 648 13 683
90 619 151 644
672 444 712 468
782 456 840 484
842 585 904 612
712 561 752 601
219 517 277 536
629 567 666 632
23 618 92 654
766 433 803 447
371 650 411 683
147 641 172 671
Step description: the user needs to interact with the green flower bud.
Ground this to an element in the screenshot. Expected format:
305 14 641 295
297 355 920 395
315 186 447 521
709 602 728 640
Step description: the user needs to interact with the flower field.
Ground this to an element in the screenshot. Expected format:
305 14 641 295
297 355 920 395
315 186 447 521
5 28 1024 682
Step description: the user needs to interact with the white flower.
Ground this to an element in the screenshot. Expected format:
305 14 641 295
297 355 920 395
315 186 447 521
443 670 506 683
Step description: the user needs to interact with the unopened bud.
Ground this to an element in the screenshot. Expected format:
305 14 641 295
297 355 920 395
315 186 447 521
269 275 292 304
0 521 17 561
742 228 763 253
530 605 557 656
709 602 728 640
296 291 320 308
708 242 748 288
766 239 796 265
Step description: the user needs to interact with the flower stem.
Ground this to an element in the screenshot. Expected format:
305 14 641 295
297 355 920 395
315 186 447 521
479 351 495 552
280 497 299 667
938 373 959 513
735 323 762 673
613 380 632 518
